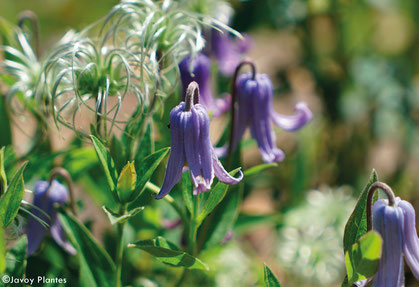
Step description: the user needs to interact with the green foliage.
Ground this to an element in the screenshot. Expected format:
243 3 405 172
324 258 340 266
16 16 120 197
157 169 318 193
264 264 282 287
58 208 115 287
102 206 144 225
117 161 137 203
128 236 208 270
244 163 278 177
345 231 382 286
5 236 27 282
343 170 378 253
0 161 27 227
0 224 4 274
0 147 7 197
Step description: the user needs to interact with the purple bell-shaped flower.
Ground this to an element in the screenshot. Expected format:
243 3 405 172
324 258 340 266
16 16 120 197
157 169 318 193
179 53 230 117
26 180 76 255
371 197 419 286
155 81 243 199
221 69 312 163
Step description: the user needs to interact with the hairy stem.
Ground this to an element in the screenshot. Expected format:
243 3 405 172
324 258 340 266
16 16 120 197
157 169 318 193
115 205 127 287
366 181 396 231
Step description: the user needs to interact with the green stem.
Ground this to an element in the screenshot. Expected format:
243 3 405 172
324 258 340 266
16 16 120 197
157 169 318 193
115 205 127 287
188 195 200 256
174 269 188 287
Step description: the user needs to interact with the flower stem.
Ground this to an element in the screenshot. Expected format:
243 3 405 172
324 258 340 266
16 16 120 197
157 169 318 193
185 81 200 111
115 205 127 287
48 167 76 214
366 181 396 231
227 59 256 167
188 195 200 256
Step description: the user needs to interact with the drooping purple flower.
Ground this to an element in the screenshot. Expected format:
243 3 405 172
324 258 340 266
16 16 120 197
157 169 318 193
179 53 230 116
369 198 419 286
219 72 312 163
155 81 243 199
210 29 251 76
26 180 76 255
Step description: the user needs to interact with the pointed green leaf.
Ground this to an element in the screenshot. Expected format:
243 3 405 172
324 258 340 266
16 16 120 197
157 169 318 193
0 147 7 197
133 147 170 200
128 236 208 270
58 208 115 287
244 163 278 177
343 169 378 253
117 161 137 203
345 231 382 285
203 183 243 249
102 206 144 225
90 135 118 193
197 168 241 222
264 264 282 287
0 161 27 227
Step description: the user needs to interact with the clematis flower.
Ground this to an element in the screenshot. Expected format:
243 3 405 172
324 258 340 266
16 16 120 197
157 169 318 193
26 180 76 255
369 197 419 286
179 53 230 116
220 72 312 163
155 81 243 199
210 29 251 76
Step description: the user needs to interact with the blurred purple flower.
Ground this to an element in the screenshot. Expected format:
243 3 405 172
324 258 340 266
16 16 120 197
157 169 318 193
179 53 230 116
155 82 243 199
219 72 312 163
368 198 419 286
26 180 76 255
210 29 251 76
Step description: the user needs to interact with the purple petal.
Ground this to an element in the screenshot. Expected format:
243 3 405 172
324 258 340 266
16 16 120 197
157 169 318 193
271 102 313 131
50 219 76 255
155 104 186 199
398 199 419 278
249 75 284 163
183 109 202 188
211 148 243 184
26 217 48 255
195 105 215 190
372 200 405 287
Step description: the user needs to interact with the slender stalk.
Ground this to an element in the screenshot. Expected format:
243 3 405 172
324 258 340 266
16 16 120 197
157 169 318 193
188 195 200 256
115 205 127 287
227 59 256 167
366 181 396 231
174 269 189 287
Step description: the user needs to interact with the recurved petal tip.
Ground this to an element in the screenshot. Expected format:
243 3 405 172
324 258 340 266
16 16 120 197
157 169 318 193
271 101 313 132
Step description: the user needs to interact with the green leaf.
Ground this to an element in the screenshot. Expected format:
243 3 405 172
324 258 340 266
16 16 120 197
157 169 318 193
133 147 170 201
345 231 382 285
5 236 27 281
0 95 12 148
0 147 7 197
102 206 144 225
343 169 378 253
197 168 241 222
90 135 118 193
58 208 115 287
117 161 137 203
0 161 27 227
264 264 282 287
0 224 4 274
128 236 208 270
182 172 193 214
202 183 243 249
244 163 278 177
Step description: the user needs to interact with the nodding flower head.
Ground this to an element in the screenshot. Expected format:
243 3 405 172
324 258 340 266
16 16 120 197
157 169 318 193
155 81 243 199
370 198 419 286
210 29 251 76
221 70 312 163
26 180 76 255
179 53 230 117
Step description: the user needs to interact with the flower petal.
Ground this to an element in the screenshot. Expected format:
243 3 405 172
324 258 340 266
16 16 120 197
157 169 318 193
271 102 313 131
195 104 214 189
372 200 405 287
184 109 202 189
155 104 186 199
50 218 77 255
398 199 419 278
211 148 243 184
